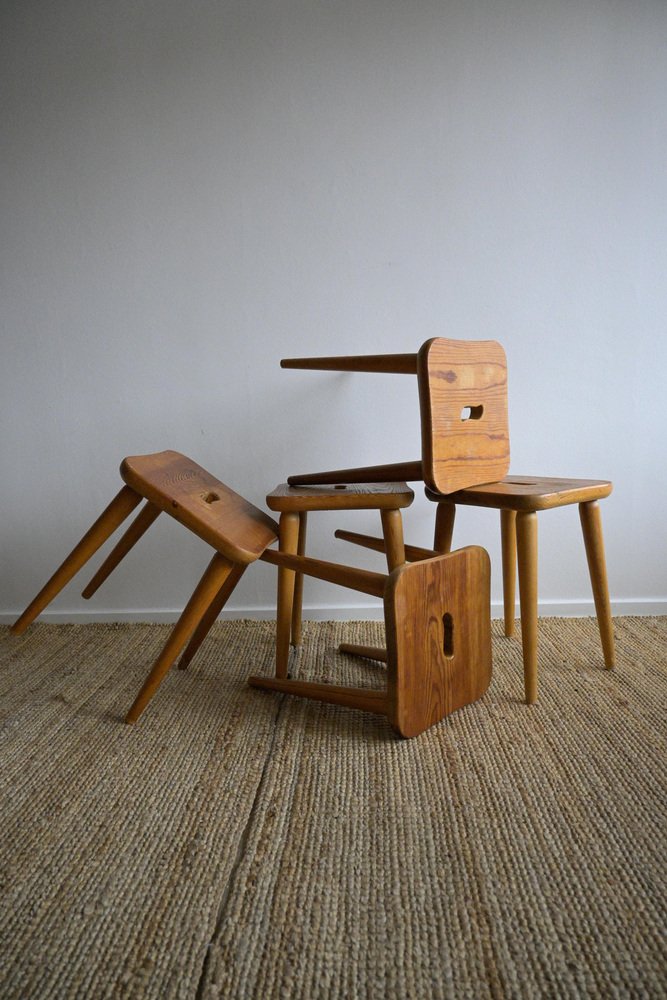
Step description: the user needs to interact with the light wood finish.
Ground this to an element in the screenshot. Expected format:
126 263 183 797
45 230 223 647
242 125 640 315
417 338 510 494
281 353 418 374
433 501 456 553
121 451 278 564
282 339 614 702
275 512 300 678
425 476 612 512
287 461 423 488
126 554 235 723
177 564 246 671
338 643 388 662
290 512 308 646
386 546 492 737
579 501 615 668
425 476 615 699
266 482 413 677
269 479 415 509
334 529 438 563
252 545 492 739
81 501 161 599
501 509 517 638
248 676 390 715
12 451 279 721
260 548 387 599
516 512 538 704
380 508 406 571
286 338 509 496
10 486 142 636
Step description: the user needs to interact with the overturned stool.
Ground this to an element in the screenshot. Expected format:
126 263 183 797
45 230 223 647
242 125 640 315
251 542 492 738
11 450 279 723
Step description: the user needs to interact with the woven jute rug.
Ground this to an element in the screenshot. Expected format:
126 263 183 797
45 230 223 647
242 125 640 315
0 617 665 999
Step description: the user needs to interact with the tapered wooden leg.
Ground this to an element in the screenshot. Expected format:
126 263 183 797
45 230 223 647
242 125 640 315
501 509 517 637
516 511 538 704
433 501 456 553
381 508 406 571
335 509 402 663
276 512 300 678
248 675 388 716
338 644 388 663
82 502 161 599
10 486 142 636
125 554 235 723
579 500 615 668
177 564 245 671
290 512 308 647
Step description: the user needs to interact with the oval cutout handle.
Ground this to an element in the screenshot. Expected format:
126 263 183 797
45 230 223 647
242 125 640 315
460 405 484 421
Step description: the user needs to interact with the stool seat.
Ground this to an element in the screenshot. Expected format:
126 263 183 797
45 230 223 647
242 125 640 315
425 475 612 512
266 481 414 513
121 451 278 564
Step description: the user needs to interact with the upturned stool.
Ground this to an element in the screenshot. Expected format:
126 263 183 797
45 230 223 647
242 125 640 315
252 542 492 738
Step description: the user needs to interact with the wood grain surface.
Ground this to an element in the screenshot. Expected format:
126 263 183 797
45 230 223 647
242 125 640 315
417 337 510 494
121 451 278 564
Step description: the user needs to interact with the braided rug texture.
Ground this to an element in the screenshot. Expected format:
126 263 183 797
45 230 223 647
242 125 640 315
0 617 665 999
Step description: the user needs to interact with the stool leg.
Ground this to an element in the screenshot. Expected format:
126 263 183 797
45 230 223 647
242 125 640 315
178 564 245 671
337 508 405 664
290 512 308 647
276 512 300 678
381 508 406 571
125 553 235 723
501 509 517 637
82 501 161 599
516 511 538 704
10 485 142 636
434 501 456 553
579 500 615 668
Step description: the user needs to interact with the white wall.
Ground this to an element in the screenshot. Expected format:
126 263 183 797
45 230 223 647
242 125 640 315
2 0 666 622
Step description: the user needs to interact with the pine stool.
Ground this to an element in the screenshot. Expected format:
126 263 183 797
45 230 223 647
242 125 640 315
252 543 492 738
11 451 279 723
265 482 414 677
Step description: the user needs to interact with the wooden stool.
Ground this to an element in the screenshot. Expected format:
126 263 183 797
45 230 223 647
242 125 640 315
426 476 613 704
11 451 278 723
265 482 414 677
280 338 614 704
252 543 492 738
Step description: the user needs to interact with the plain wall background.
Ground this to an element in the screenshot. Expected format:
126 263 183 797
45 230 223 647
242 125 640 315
1 0 666 621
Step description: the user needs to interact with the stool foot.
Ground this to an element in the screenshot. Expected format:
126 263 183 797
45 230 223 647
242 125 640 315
11 486 142 636
579 500 615 668
125 553 236 723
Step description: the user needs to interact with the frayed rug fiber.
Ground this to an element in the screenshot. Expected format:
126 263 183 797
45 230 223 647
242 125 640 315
1 617 666 999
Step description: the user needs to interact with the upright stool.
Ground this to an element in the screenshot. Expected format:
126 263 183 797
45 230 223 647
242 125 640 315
11 451 278 723
265 482 414 677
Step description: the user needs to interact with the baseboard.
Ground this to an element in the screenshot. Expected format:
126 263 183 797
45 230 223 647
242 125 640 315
1 598 665 625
